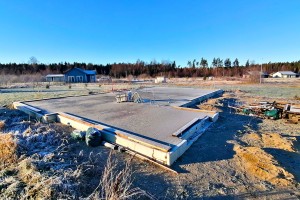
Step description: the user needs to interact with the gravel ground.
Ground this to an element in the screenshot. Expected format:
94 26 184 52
130 93 300 199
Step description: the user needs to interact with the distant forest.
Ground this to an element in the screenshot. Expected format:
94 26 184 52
1 57 299 78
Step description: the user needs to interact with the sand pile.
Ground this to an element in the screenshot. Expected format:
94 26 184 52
197 98 222 111
241 132 296 152
234 145 294 187
262 132 296 152
234 131 298 187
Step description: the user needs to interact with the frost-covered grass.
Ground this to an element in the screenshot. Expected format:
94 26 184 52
0 86 90 106
1 81 299 106
170 78 300 99
216 84 300 99
0 108 149 199
0 83 142 106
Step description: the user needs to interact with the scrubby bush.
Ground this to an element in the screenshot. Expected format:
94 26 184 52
294 95 300 100
0 121 5 131
89 152 149 200
0 133 18 170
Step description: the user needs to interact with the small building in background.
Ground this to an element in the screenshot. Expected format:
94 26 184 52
97 76 112 83
155 76 166 83
46 74 64 82
272 71 298 78
243 71 269 79
64 67 97 83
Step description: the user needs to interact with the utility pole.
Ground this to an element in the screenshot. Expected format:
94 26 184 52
260 59 263 84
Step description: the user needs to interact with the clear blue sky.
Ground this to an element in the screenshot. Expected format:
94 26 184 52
1 0 300 67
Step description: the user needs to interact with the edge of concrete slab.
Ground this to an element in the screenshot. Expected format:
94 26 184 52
179 89 223 107
13 88 223 168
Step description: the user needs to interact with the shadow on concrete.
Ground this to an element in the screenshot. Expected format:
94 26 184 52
172 98 263 172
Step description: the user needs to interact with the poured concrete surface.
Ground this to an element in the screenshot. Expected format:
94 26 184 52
24 87 220 150
136 87 220 106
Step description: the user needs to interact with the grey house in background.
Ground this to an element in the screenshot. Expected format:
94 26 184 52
272 71 298 78
64 67 97 83
46 74 65 82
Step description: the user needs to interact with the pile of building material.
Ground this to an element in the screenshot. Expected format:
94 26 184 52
115 91 142 103
229 101 300 123
284 104 300 124
115 93 130 103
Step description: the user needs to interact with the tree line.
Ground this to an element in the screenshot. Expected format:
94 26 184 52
0 57 299 78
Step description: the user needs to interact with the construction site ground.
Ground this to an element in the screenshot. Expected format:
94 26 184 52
0 81 300 199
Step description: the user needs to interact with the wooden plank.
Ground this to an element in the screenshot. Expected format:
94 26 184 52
172 106 217 114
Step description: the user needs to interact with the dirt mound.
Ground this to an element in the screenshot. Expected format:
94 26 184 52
262 133 296 152
234 145 294 187
240 132 262 147
234 131 298 187
241 132 296 152
197 98 222 111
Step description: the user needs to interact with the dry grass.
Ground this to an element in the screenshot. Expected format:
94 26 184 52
197 98 222 111
0 122 151 199
0 108 153 199
294 95 300 100
0 133 18 170
17 159 53 199
89 152 150 200
0 121 5 131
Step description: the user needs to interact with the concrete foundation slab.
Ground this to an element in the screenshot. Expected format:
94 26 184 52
14 87 222 166
136 87 222 107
